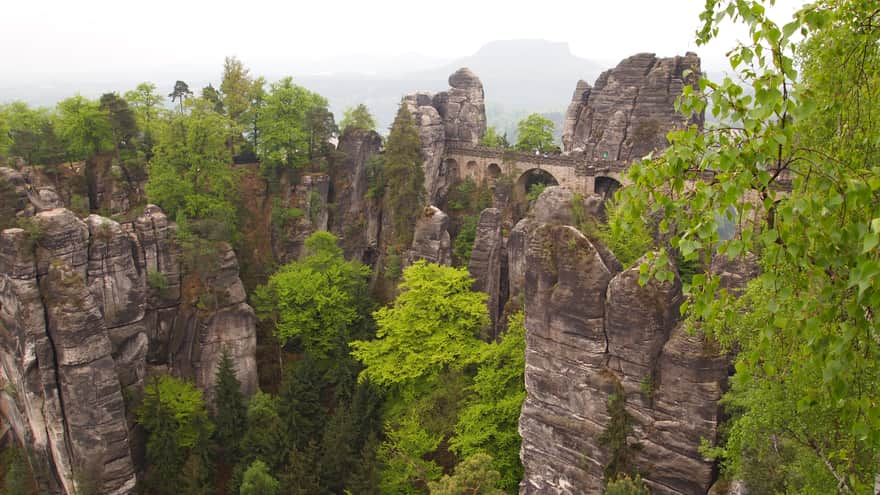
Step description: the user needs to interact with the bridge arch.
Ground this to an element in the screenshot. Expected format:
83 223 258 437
594 176 622 200
515 168 559 202
441 158 458 177
487 163 502 178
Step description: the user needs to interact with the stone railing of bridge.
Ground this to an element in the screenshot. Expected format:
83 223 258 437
445 144 629 175
444 143 792 194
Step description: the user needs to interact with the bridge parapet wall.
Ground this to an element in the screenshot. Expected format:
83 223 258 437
444 144 792 194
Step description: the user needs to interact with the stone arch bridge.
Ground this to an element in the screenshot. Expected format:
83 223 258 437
444 145 632 201
443 144 792 200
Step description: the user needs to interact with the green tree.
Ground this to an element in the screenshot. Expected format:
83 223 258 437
99 92 138 148
0 107 12 159
428 453 506 495
0 102 64 166
351 261 489 386
616 0 880 492
318 405 357 493
137 375 213 495
124 82 164 155
200 84 225 114
245 76 267 154
340 103 377 132
240 460 279 495
514 114 555 153
254 231 370 357
145 101 238 239
378 414 443 495
480 126 508 149
279 442 322 495
221 56 253 125
304 105 337 160
257 77 328 177
56 95 114 161
346 432 382 495
451 311 526 491
212 347 247 457
598 386 640 483
383 103 426 246
277 357 326 450
239 392 287 471
169 80 193 113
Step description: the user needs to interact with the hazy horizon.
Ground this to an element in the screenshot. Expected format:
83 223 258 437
1 1 804 93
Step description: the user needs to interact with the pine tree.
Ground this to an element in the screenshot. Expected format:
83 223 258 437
277 357 326 450
383 103 425 246
345 433 381 495
213 347 247 457
279 441 322 495
318 405 357 493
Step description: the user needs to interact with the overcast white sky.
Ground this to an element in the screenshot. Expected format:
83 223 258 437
1 0 805 80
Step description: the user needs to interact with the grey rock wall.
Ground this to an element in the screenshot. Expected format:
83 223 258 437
516 187 725 495
403 68 487 204
562 52 702 160
0 174 258 494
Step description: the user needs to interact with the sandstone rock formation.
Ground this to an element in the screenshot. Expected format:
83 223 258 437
403 68 486 204
516 187 725 495
0 174 257 494
330 128 384 262
562 52 702 160
407 205 452 266
467 208 506 337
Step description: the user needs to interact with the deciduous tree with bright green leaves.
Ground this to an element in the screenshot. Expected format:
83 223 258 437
0 103 65 166
451 311 526 492
0 107 12 159
378 414 444 495
220 56 253 125
428 452 507 495
618 0 880 491
351 261 489 386
340 103 377 132
253 231 370 358
514 114 555 153
56 95 114 161
239 460 279 495
145 100 238 239
137 375 213 495
480 126 509 149
257 77 329 177
124 82 165 155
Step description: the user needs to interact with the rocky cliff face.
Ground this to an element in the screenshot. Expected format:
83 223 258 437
403 67 486 204
0 168 257 494
467 208 506 337
562 52 702 160
407 205 453 266
330 128 384 262
513 187 726 495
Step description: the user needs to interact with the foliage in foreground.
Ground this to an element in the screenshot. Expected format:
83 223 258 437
619 0 880 491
